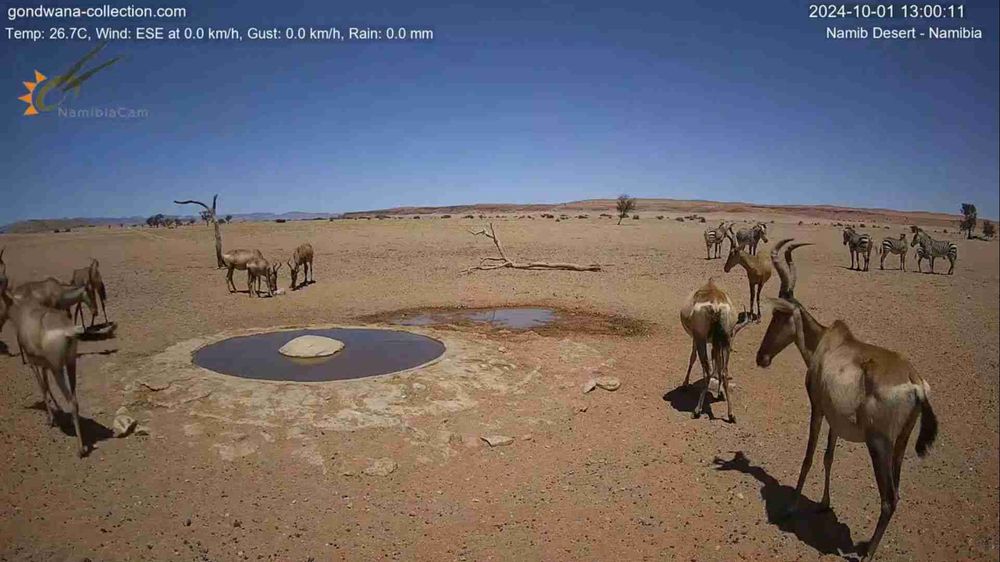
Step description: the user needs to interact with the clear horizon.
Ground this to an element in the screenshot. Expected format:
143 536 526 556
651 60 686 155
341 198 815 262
3 1 998 225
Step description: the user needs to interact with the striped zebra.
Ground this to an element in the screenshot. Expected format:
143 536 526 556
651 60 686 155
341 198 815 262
910 228 958 275
703 222 729 259
842 226 872 271
879 233 908 271
731 223 768 255
913 244 930 273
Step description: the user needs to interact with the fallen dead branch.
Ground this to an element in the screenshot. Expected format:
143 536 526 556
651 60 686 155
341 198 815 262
463 223 601 273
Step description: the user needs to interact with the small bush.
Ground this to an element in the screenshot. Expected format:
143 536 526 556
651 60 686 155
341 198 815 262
632 214 639 220
656 215 664 220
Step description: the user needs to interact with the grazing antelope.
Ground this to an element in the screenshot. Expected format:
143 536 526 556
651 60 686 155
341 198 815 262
910 227 957 275
679 278 754 423
7 296 87 457
246 256 281 297
221 249 264 293
703 222 729 259
756 239 938 561
842 226 873 271
70 259 108 327
723 234 772 319
733 223 768 255
879 233 907 271
287 243 314 289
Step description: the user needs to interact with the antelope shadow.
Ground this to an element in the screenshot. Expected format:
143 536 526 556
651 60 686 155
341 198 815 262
713 451 860 560
663 381 726 420
27 401 115 456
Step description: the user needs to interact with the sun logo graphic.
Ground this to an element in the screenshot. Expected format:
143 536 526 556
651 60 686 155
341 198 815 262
19 70 48 116
16 41 121 117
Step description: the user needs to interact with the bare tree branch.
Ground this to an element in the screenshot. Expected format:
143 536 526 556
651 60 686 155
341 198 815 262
174 194 224 268
463 223 601 274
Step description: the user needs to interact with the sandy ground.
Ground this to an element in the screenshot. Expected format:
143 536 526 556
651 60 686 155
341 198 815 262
0 214 997 561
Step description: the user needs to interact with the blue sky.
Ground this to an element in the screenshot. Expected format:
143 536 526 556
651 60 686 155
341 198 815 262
2 0 998 224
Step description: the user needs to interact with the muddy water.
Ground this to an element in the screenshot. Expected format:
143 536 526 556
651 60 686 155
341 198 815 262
391 307 557 329
193 328 445 382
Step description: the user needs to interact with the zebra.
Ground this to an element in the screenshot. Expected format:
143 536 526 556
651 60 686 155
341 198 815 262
703 222 729 259
879 233 908 271
842 226 872 271
913 244 930 273
731 223 768 255
910 228 957 275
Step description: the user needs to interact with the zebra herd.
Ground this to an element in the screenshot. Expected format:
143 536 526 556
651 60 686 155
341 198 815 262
848 225 958 275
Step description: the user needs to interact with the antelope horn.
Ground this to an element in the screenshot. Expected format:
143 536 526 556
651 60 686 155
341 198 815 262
771 239 793 296
783 242 813 296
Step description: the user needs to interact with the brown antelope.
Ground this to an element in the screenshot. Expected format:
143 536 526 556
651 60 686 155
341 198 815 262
70 259 108 327
0 247 8 345
222 249 263 293
10 279 92 362
6 295 87 457
724 230 772 319
679 278 754 423
756 239 938 561
246 256 281 298
287 243 314 290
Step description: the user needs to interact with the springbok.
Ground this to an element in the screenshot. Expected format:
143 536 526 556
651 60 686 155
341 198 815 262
756 239 938 561
703 223 729 260
723 235 772 319
6 295 87 457
287 243 314 289
70 259 108 327
222 249 264 293
679 278 754 423
842 226 873 271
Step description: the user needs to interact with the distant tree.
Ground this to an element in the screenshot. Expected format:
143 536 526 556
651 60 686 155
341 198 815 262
960 203 977 239
983 220 996 240
616 194 636 225
187 218 196 225
146 213 165 228
224 214 233 224
199 210 212 225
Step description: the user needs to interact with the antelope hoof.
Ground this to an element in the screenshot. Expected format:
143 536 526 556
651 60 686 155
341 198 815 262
728 415 737 424
691 411 700 419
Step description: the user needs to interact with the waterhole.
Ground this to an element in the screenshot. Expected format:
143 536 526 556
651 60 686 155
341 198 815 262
192 328 445 382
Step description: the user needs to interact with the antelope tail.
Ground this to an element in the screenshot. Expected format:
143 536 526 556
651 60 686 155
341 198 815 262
914 381 938 457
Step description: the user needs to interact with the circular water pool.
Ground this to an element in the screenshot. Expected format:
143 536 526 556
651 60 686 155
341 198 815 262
193 328 445 382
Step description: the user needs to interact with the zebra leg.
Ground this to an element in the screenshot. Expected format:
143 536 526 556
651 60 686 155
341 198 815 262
948 256 955 275
929 256 936 274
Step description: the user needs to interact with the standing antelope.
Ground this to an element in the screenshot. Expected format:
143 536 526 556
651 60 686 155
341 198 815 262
756 239 938 561
679 278 753 423
723 234 772 319
703 223 729 259
7 296 87 457
10 279 93 363
733 223 768 255
842 226 873 271
0 247 8 345
246 256 281 298
879 233 907 271
222 249 264 293
70 259 108 327
910 227 957 275
287 243 314 289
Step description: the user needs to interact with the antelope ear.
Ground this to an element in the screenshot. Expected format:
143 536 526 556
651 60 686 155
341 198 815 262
766 297 796 314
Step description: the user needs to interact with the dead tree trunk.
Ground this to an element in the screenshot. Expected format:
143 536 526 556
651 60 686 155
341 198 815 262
463 223 601 273
174 194 224 268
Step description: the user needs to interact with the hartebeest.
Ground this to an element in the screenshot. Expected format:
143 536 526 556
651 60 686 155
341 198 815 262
724 229 773 319
755 239 938 561
287 243 314 289
679 278 754 423
70 258 109 327
6 295 87 457
221 249 264 293
246 256 281 298
9 279 92 363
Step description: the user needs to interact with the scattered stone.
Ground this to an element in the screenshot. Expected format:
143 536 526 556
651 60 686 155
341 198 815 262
481 435 514 447
362 458 397 476
582 379 597 394
521 434 533 441
577 405 589 413
184 518 191 526
595 376 621 391
278 335 345 358
112 414 137 438
134 425 150 436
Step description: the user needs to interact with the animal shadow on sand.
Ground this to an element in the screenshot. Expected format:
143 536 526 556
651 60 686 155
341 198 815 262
662 381 726 420
713 451 862 560
27 401 115 456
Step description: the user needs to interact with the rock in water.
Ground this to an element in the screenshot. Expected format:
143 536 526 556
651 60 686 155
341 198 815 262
481 435 514 447
278 335 345 358
363 458 397 476
595 376 621 391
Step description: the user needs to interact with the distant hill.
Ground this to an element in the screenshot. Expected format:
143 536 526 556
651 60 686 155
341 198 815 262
1 211 342 234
